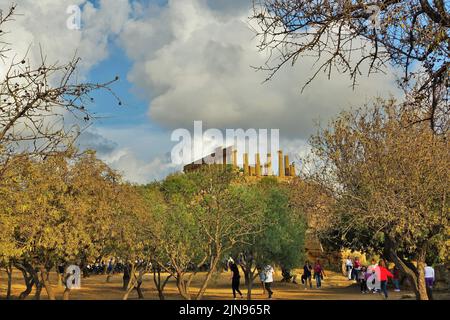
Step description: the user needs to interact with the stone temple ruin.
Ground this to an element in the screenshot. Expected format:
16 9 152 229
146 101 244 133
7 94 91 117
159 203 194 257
183 146 297 178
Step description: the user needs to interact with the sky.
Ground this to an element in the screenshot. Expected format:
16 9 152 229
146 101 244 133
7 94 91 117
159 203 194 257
0 0 400 183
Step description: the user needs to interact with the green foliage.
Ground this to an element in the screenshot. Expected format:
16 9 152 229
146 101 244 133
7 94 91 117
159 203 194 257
234 178 307 270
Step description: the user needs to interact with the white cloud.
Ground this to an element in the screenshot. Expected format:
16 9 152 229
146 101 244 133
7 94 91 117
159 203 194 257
0 0 130 76
120 0 401 140
88 125 181 182
101 147 179 184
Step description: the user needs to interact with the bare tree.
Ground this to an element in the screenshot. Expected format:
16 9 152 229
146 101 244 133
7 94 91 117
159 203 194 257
252 0 449 133
0 5 120 178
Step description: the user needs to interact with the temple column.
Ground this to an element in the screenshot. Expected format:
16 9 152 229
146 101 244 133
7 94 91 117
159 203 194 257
244 153 249 176
267 153 273 176
255 154 261 177
284 155 290 176
278 151 284 177
232 150 238 168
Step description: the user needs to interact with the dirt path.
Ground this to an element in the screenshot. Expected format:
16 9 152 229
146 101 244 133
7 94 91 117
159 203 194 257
0 269 445 300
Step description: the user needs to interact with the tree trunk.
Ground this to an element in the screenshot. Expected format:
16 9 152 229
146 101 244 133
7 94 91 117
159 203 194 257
123 265 131 291
6 262 13 300
123 278 136 300
135 269 145 300
239 256 255 301
20 279 34 300
196 255 220 300
40 267 56 300
29 265 42 300
416 260 429 300
19 271 34 300
245 269 254 300
34 281 42 300
176 273 191 300
385 237 429 300
123 264 144 300
63 288 71 301
153 269 171 300
14 262 35 300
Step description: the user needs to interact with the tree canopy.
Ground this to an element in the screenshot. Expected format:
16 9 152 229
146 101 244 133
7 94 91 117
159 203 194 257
308 100 449 299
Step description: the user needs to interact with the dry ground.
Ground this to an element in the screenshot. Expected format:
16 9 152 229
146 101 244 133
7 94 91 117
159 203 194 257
0 269 448 300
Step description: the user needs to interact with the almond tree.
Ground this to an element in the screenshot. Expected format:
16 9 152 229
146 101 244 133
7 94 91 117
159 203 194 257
0 150 138 300
309 100 449 300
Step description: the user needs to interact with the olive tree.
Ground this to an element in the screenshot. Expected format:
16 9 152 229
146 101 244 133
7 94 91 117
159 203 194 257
233 177 307 300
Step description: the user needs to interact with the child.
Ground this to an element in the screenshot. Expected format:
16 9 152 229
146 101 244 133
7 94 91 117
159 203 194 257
367 259 381 293
378 260 394 299
392 265 401 292
358 266 368 293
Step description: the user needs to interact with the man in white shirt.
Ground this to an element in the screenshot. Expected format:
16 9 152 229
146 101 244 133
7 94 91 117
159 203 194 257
345 257 353 280
264 265 274 299
424 264 435 289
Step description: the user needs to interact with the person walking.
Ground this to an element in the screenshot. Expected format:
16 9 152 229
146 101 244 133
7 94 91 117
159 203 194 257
378 260 394 299
345 256 353 280
313 260 326 289
367 259 381 293
257 266 266 295
392 265 401 292
264 265 275 299
229 261 243 300
424 264 435 291
353 257 361 281
358 266 368 293
303 261 313 290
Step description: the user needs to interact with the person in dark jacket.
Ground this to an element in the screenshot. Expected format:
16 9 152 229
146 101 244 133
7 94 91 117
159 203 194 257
302 261 312 289
229 261 243 300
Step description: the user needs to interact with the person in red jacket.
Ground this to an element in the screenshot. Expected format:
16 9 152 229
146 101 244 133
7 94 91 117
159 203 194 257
378 260 394 299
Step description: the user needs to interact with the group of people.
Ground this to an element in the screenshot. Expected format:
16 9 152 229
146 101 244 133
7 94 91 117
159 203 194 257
346 257 400 298
345 256 436 299
228 259 275 300
301 260 326 289
229 256 437 300
228 259 327 300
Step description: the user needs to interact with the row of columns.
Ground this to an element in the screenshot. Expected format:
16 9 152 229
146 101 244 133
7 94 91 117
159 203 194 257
233 150 296 177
